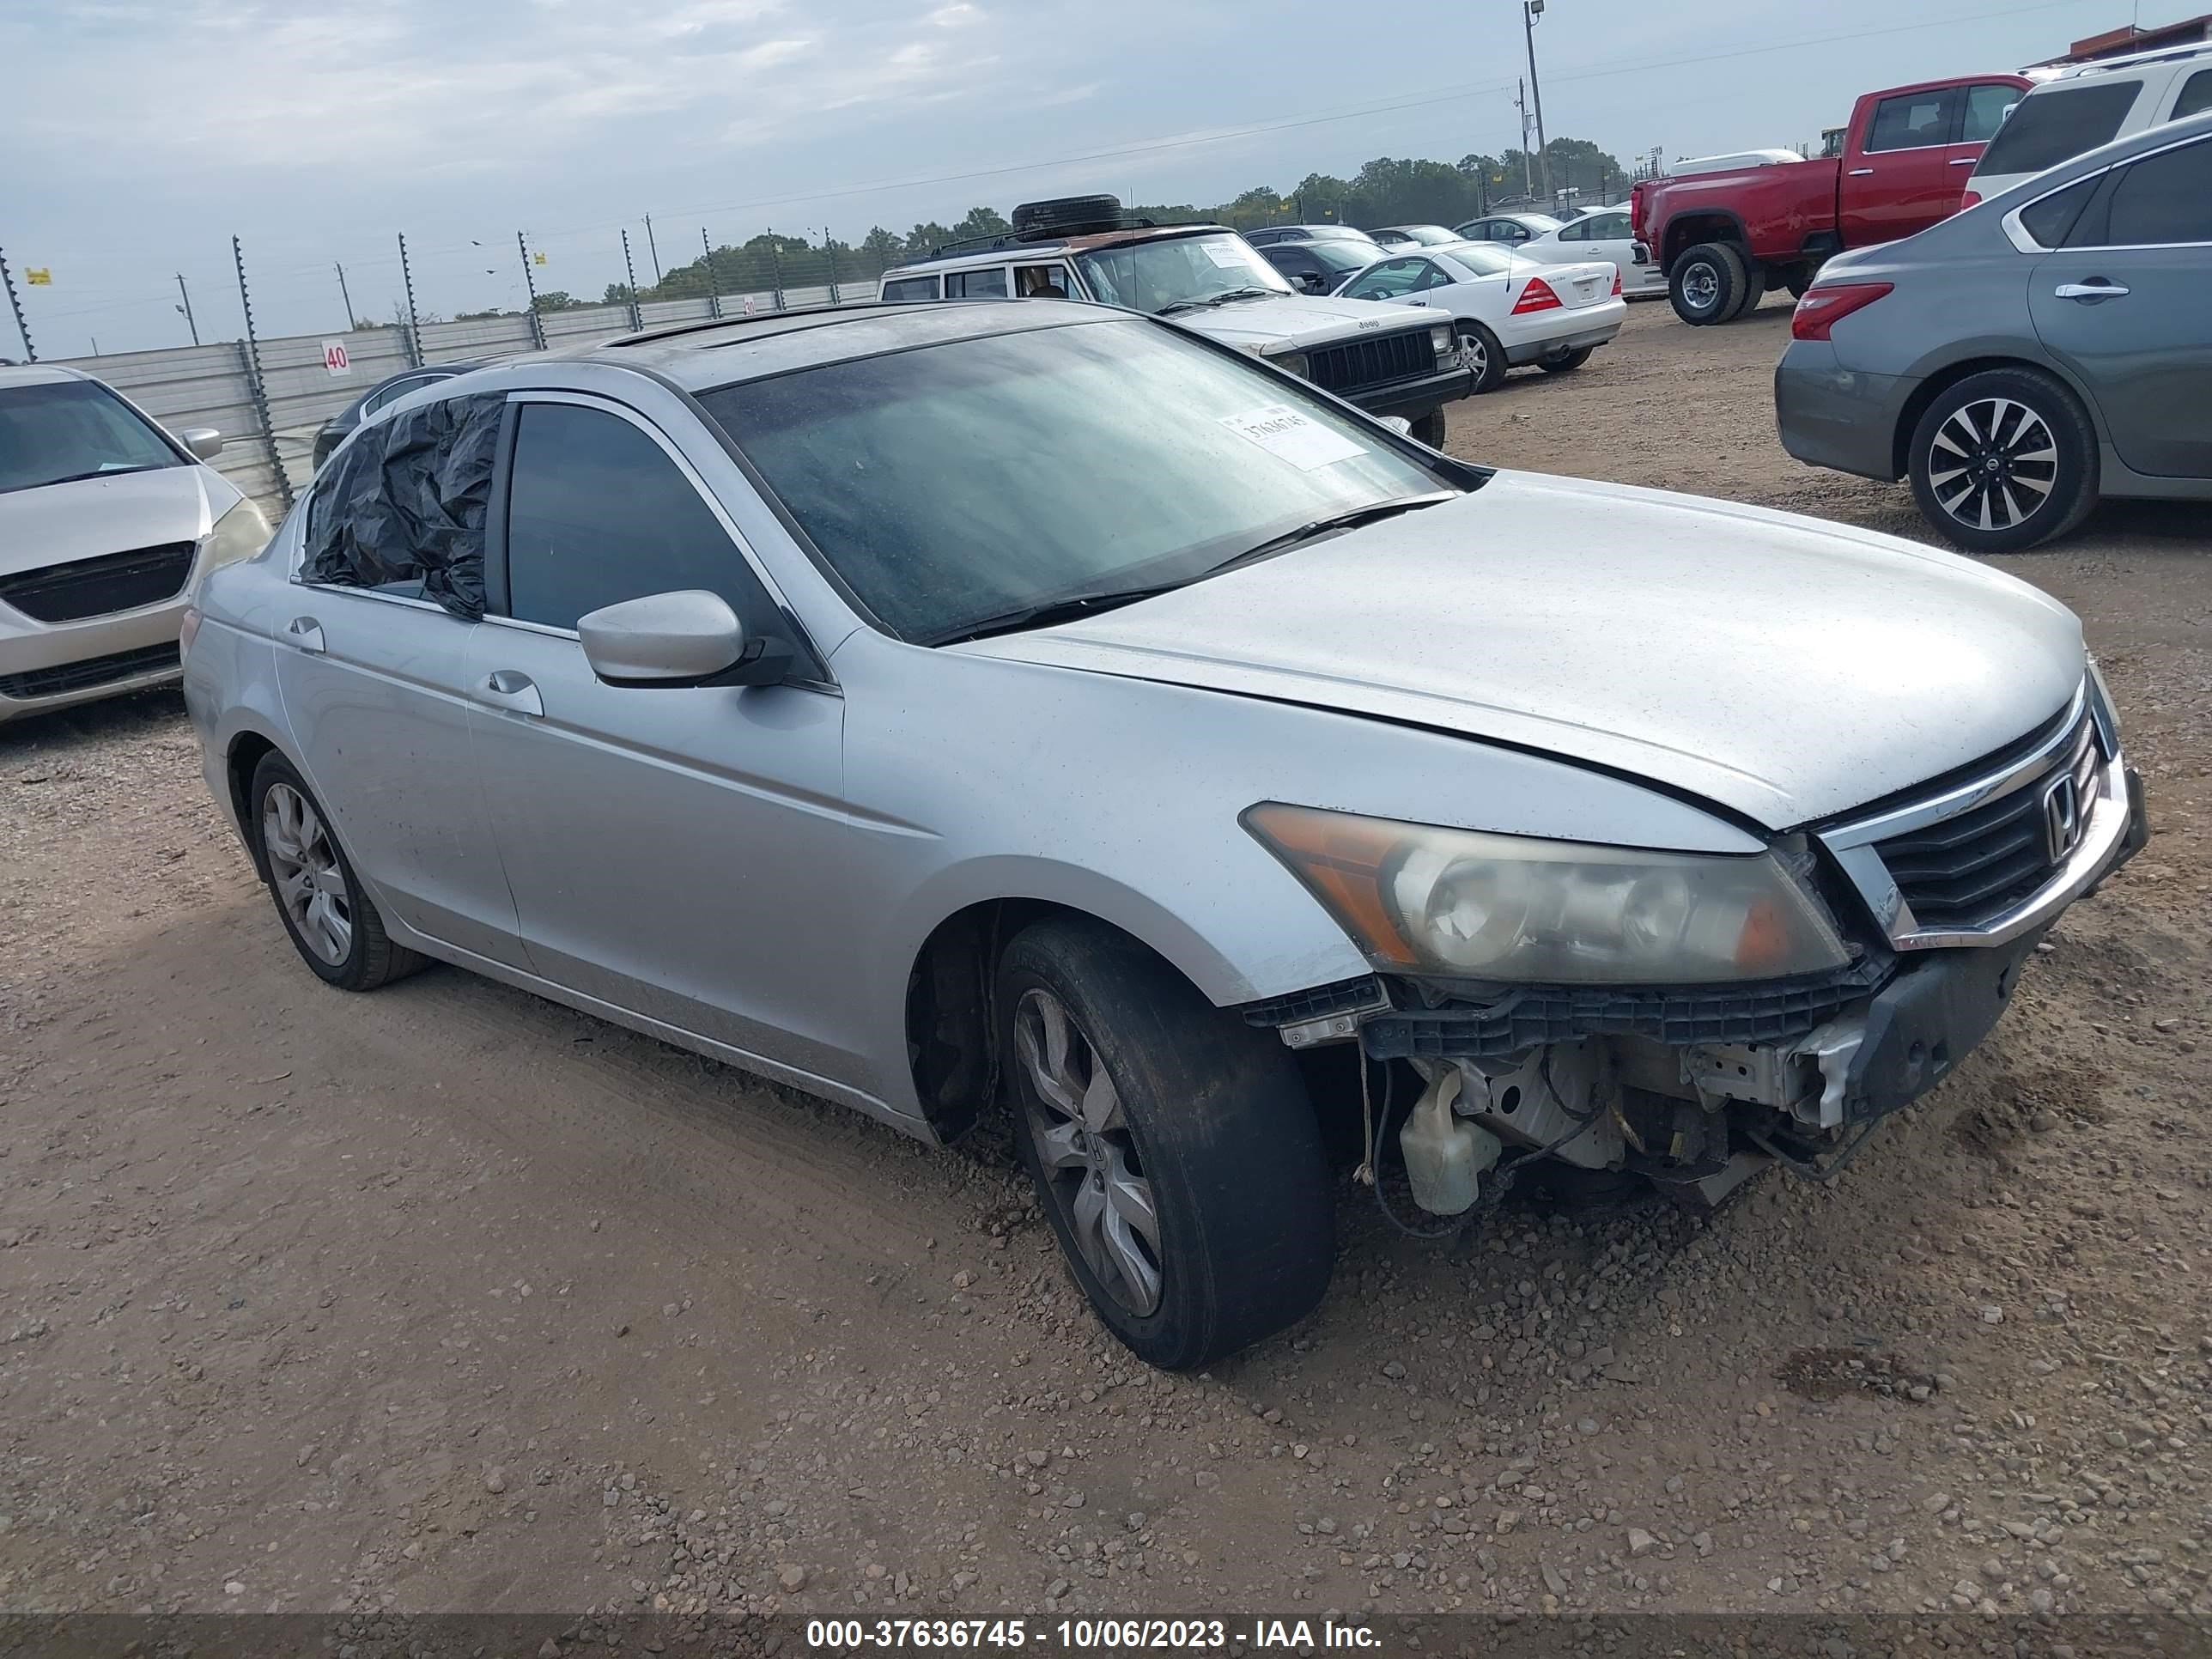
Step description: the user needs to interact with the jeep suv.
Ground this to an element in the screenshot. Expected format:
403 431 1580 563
877 196 1473 446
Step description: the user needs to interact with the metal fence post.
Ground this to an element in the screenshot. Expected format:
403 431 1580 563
826 228 842 306
517 231 547 350
0 248 36 362
398 232 424 367
621 229 644 332
767 228 786 311
702 228 722 319
231 234 293 511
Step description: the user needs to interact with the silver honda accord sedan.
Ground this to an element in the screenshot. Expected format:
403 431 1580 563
182 299 2147 1369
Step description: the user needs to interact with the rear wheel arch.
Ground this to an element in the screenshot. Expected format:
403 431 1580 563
1660 212 1747 273
226 731 282 877
1889 354 2107 481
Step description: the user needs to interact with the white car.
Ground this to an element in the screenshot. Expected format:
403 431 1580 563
1331 244 1626 392
1966 39 2212 204
1512 205 1666 297
1451 210 1565 246
0 365 270 724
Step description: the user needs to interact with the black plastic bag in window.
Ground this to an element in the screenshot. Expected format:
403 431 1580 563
301 392 502 620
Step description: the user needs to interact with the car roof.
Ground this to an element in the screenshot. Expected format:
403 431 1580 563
556 298 1122 392
885 222 1233 274
2038 36 2212 81
0 364 92 389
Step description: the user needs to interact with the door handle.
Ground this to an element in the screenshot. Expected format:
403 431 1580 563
2055 280 2130 301
285 616 325 653
1949 157 1978 165
479 670 544 717
1848 167 1875 177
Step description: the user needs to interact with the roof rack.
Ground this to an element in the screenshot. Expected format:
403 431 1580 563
598 301 891 348
908 216 1171 266
2041 36 2212 76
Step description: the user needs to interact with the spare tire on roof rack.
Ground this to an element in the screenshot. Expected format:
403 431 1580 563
1012 195 1127 237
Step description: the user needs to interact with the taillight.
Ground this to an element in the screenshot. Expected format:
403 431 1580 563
1610 267 1623 296
1790 282 1893 341
1511 276 1563 315
1960 190 1983 209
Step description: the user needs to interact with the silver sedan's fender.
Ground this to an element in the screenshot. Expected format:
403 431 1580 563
830 631 1763 1122
183 530 301 851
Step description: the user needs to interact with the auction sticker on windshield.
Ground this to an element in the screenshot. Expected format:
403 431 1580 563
1219 404 1366 471
1200 241 1249 268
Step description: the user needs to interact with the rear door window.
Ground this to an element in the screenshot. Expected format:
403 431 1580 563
1960 82 2024 143
945 269 1008 299
501 402 775 631
2019 173 2102 247
2172 68 2212 120
1866 88 1960 151
1976 80 2142 175
879 275 939 302
2096 137 2212 245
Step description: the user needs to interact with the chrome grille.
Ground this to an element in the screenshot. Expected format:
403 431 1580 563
1869 709 2100 933
0 542 198 623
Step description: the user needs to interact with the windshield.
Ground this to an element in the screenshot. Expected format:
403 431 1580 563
1073 233 1291 313
1396 226 1460 245
0 379 184 495
700 318 1449 643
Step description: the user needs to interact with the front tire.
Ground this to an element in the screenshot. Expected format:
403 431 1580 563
1906 368 2099 553
999 918 1334 1370
1668 242 1750 325
250 752 426 991
1540 345 1593 374
1408 409 1447 447
1459 324 1507 393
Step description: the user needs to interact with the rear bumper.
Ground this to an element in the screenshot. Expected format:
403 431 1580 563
1775 342 1914 481
1504 319 1626 365
1350 363 1480 417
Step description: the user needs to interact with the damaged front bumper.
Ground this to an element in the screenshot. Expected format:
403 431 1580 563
1247 762 2148 1194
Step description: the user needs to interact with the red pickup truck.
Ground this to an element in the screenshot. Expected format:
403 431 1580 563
1631 73 2032 325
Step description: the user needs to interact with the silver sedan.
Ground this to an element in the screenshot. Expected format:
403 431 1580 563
185 299 2143 1367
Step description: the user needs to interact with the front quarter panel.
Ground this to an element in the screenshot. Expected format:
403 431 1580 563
834 633 1765 1120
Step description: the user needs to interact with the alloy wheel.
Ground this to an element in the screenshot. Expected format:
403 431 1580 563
1015 988 1163 1317
1927 398 2058 533
262 782 352 966
1680 260 1720 313
1459 331 1490 379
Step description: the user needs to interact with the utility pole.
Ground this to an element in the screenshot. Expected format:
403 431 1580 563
1523 0 1551 204
335 261 357 330
174 272 200 345
0 247 34 362
642 214 663 285
1516 81 1534 198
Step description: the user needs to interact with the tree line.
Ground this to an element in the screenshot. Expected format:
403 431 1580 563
509 135 1635 312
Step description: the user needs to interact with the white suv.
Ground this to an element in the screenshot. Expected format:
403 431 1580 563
877 197 1474 446
1967 40 2212 204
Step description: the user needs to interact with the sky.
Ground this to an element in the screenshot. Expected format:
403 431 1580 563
0 0 2146 355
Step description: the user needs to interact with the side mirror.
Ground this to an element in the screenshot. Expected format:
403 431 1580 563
180 428 224 461
1297 273 1327 295
577 589 792 689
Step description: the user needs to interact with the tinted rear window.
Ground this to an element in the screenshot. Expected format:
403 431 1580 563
1976 81 2142 176
2019 174 2100 246
2174 68 2212 120
2100 136 2212 244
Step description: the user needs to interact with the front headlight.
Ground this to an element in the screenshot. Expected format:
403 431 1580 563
200 499 272 573
1264 349 1309 380
1244 803 1850 984
1430 325 1453 356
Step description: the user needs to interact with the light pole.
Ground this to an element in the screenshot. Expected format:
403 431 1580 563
1523 0 1551 204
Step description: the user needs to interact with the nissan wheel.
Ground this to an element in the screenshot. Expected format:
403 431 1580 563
998 917 1334 1370
1906 368 2100 554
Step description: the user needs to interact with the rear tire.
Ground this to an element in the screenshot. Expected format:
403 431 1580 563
1726 260 1769 320
1668 242 1750 325
1540 346 1594 374
250 752 427 992
1905 367 2100 553
1409 409 1447 447
1785 264 1818 301
998 918 1334 1371
1460 324 1508 393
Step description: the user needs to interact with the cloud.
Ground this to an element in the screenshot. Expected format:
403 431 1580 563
927 3 984 27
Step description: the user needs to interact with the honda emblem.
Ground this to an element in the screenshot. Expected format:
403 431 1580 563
2040 773 2082 862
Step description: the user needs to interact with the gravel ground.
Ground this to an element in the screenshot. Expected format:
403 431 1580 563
3 296 2209 1628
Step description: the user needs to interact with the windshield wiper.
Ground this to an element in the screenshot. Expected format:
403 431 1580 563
32 464 168 489
1208 492 1459 573
927 583 1186 647
1200 286 1281 307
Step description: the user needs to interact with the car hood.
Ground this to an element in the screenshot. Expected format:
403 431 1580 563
1178 293 1437 352
0 464 237 579
958 472 2086 830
